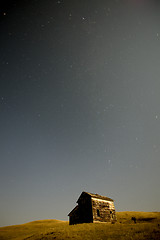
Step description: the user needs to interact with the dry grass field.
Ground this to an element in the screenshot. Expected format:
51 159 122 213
0 212 160 240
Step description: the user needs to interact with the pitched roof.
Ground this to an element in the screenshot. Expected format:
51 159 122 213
77 192 114 202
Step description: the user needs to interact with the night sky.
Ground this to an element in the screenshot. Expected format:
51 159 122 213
0 0 160 226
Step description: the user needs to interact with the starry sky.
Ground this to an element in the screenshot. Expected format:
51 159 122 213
0 0 160 226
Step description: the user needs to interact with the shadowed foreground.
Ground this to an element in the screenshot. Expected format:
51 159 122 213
0 212 160 240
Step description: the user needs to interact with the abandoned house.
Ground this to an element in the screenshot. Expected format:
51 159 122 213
68 192 117 225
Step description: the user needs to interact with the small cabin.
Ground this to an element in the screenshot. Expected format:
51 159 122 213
68 192 117 225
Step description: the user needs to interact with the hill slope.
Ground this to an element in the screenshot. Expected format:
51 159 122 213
0 212 160 240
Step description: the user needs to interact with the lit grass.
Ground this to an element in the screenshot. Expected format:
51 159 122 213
0 212 160 240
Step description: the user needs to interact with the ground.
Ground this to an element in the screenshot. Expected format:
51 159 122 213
0 212 160 240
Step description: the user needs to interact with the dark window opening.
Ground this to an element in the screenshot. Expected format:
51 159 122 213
97 209 100 217
110 211 113 219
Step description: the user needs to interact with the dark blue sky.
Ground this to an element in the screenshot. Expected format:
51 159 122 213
0 0 160 226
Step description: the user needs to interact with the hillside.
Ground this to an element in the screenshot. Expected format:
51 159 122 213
0 212 160 240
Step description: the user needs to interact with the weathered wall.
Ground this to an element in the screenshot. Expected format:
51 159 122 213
69 194 93 225
78 194 93 223
69 207 81 225
91 197 116 222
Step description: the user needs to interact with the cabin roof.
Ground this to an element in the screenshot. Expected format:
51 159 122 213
68 205 79 216
77 192 114 202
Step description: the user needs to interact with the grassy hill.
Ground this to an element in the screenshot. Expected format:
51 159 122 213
0 212 160 240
